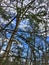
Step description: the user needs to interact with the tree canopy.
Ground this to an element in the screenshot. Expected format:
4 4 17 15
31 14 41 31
0 0 49 65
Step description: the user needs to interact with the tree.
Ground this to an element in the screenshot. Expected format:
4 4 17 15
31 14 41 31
0 0 49 65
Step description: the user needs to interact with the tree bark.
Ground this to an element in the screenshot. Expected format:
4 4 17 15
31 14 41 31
1 17 20 65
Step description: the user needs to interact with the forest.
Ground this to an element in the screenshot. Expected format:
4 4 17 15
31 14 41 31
0 0 49 65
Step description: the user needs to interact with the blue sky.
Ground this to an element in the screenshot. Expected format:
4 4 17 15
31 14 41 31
0 18 49 58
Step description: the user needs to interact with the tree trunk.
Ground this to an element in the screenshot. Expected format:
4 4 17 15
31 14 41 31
1 17 20 65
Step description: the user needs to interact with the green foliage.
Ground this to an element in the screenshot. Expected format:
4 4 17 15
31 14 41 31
0 7 11 20
0 0 49 65
26 10 47 24
37 10 47 16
